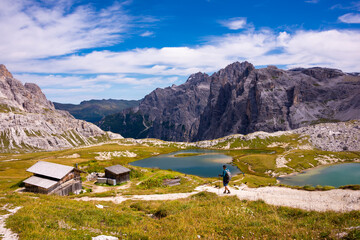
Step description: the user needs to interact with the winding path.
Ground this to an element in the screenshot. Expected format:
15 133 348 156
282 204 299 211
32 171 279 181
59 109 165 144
0 205 22 240
77 184 360 212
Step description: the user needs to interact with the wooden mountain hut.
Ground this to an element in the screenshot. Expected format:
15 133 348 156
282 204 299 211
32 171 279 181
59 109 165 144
105 165 130 184
23 161 82 196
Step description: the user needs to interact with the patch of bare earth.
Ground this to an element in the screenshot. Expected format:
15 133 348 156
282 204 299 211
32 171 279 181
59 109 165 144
76 184 360 212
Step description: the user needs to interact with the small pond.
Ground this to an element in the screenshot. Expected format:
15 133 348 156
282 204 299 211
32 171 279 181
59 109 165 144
277 163 360 187
130 149 242 178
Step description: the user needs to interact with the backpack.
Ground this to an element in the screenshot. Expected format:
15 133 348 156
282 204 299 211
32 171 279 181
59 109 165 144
225 169 232 181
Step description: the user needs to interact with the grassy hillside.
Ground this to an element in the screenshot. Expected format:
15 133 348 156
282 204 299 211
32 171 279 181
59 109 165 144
0 133 359 239
1 192 360 239
54 99 140 123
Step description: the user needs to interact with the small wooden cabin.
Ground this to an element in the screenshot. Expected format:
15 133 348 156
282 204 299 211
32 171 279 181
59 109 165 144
23 161 82 196
105 165 130 184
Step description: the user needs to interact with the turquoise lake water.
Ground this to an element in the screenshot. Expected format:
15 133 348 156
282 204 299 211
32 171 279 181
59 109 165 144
130 149 242 178
277 163 360 187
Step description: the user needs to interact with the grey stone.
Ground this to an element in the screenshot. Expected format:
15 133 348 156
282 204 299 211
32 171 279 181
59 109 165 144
107 178 116 185
96 178 107 184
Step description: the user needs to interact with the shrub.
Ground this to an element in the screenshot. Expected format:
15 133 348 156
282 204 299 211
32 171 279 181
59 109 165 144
339 185 360 190
129 168 144 179
138 178 164 189
303 185 315 191
154 208 168 219
191 191 218 200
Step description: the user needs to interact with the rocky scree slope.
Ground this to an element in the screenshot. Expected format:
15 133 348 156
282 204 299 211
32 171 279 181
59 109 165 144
99 61 360 142
0 65 118 153
294 120 360 152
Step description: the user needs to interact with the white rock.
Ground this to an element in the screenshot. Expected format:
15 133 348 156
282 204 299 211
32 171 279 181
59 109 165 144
92 235 118 240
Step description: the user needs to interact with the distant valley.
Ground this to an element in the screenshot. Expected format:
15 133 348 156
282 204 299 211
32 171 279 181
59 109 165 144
54 99 140 123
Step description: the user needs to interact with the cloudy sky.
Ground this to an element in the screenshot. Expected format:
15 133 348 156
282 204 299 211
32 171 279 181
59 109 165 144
1 0 360 103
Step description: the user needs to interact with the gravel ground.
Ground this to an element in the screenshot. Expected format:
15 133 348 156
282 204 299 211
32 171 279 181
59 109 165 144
77 184 360 212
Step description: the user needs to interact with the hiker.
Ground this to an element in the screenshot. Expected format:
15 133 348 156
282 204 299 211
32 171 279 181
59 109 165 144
219 165 231 194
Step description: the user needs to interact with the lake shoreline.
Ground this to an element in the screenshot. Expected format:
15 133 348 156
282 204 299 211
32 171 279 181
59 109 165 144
277 162 360 188
277 160 360 178
130 149 242 178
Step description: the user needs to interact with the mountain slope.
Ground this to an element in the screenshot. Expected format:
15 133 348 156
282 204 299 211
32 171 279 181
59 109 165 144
54 99 140 123
99 72 211 141
99 61 360 142
0 64 120 153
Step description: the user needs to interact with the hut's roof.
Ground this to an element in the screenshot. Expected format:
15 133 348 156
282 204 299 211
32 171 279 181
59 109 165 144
23 176 58 189
27 161 74 180
105 165 130 175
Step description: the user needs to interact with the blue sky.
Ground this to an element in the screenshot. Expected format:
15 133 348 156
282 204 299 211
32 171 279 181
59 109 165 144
0 0 359 103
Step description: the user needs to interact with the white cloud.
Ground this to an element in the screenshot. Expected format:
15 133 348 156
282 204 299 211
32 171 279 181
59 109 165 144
9 29 360 76
339 13 360 23
220 17 247 30
0 0 131 62
305 0 319 3
14 73 180 103
15 73 177 88
140 31 155 37
331 2 360 11
1 1 360 102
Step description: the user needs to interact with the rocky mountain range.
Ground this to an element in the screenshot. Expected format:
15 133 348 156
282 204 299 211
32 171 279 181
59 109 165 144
98 61 360 142
0 64 121 153
54 99 140 123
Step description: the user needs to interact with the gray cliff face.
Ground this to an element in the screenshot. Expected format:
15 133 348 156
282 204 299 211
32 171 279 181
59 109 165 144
0 64 118 153
99 61 360 142
0 65 54 114
99 72 211 141
138 72 211 141
196 63 360 140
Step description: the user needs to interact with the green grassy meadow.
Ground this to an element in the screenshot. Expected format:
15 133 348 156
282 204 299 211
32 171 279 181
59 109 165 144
0 135 359 239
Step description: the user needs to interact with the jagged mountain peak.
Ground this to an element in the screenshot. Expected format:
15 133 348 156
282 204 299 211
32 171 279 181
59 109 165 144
186 72 209 85
289 66 345 81
0 67 120 153
99 61 360 142
0 69 54 113
0 64 13 79
216 61 255 75
211 61 255 85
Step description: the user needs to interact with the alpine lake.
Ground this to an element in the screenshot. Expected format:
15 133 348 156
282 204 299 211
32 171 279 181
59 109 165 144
278 163 360 187
130 149 242 178
131 149 360 187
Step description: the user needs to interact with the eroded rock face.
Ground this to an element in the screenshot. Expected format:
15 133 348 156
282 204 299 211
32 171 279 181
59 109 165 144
0 65 114 152
99 61 360 142
99 72 211 142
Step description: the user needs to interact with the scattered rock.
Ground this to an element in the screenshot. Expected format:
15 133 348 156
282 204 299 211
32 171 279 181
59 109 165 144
59 153 80 158
294 121 360 151
163 178 181 186
95 151 137 160
92 235 118 240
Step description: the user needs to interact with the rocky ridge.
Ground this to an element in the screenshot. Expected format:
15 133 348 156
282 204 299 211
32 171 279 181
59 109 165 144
99 72 211 141
0 64 121 153
116 120 360 152
99 62 360 142
54 99 140 123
